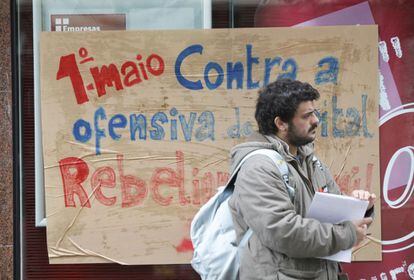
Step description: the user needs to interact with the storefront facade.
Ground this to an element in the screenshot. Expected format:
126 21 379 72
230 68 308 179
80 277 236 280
1 0 413 279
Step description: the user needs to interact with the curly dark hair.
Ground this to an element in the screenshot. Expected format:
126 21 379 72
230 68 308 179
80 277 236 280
255 79 320 135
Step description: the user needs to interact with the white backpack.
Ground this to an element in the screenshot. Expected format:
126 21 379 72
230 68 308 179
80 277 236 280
190 149 293 280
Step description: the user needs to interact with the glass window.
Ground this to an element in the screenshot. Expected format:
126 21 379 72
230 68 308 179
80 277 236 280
18 0 228 278
18 1 414 279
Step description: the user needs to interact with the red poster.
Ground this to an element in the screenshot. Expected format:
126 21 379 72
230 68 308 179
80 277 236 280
256 1 414 279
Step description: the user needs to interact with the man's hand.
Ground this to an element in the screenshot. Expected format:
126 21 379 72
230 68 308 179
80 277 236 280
351 190 376 210
352 217 373 246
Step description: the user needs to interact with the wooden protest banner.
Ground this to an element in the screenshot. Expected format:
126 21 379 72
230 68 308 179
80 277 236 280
40 26 381 264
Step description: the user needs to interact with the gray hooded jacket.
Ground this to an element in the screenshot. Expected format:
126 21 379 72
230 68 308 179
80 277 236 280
228 132 357 280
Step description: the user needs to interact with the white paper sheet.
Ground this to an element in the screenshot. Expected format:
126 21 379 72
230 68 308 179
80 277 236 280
306 192 369 263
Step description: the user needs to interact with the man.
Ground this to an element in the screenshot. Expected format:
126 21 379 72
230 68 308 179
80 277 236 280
228 79 375 280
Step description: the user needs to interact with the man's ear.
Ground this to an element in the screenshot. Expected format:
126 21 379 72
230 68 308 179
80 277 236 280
274 116 288 132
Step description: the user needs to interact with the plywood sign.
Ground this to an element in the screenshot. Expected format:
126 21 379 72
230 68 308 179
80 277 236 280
40 26 381 264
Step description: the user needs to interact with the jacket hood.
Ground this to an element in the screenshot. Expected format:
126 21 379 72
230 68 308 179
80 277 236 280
229 131 315 174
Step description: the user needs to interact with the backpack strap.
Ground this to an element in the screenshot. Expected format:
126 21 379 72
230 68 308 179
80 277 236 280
259 149 295 202
226 149 294 202
239 228 253 248
224 149 271 190
232 149 293 247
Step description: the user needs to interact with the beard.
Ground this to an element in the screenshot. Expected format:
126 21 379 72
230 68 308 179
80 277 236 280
287 123 318 147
